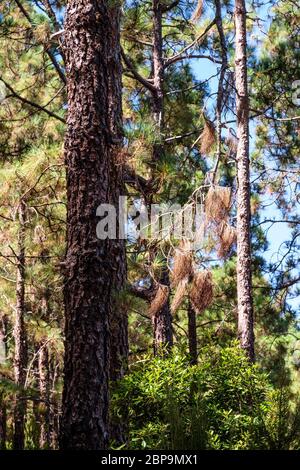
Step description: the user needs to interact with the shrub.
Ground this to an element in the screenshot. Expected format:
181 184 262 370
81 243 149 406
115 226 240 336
111 342 287 450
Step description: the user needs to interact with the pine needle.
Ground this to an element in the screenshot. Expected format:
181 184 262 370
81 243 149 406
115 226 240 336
200 119 216 155
149 283 169 317
217 222 236 258
171 277 189 313
191 0 204 23
189 270 213 314
205 186 231 223
172 240 193 287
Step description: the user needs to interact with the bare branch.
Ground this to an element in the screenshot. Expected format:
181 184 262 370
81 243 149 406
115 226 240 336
165 19 216 67
121 48 156 92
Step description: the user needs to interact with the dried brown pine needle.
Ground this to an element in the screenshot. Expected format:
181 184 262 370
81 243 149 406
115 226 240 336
226 134 238 154
205 186 231 223
149 283 169 317
217 222 236 258
200 120 216 155
191 0 204 22
172 240 193 287
171 277 189 313
190 270 213 314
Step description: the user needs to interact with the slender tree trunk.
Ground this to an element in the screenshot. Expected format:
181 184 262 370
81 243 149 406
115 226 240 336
38 343 50 448
37 292 51 448
234 0 255 362
150 1 173 354
49 357 59 450
13 201 28 450
0 313 8 361
60 0 126 449
188 301 197 365
0 313 7 449
0 401 6 450
32 396 41 450
213 0 228 183
152 0 164 140
152 267 173 355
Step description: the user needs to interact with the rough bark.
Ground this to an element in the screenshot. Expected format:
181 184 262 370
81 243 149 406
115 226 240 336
188 301 197 365
60 0 126 449
13 201 28 450
234 0 255 362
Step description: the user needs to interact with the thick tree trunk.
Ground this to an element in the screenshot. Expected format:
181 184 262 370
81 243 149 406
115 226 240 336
60 0 126 449
188 301 197 365
234 0 255 362
13 201 27 450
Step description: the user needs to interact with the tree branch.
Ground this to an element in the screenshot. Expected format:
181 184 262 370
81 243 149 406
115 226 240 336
165 53 222 67
121 48 156 92
165 19 216 67
0 78 66 124
14 0 66 84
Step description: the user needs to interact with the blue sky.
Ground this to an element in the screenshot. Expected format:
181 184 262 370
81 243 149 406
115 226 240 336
190 1 299 311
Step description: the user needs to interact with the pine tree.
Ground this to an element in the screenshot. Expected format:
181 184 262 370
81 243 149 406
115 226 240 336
59 0 126 449
13 201 28 449
234 0 255 362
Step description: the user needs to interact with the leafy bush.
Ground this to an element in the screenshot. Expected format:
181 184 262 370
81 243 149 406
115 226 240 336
111 342 300 450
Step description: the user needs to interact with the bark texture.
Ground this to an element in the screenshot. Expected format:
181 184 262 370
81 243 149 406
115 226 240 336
60 0 126 449
234 0 255 362
13 201 27 450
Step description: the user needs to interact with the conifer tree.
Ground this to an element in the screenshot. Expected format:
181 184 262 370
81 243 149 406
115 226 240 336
59 0 126 449
234 0 255 361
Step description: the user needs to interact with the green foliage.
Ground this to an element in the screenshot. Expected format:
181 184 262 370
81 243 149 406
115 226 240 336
112 343 300 450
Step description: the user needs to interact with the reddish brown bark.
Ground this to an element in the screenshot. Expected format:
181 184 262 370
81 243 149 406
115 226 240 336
13 201 28 450
60 0 127 449
234 0 255 362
